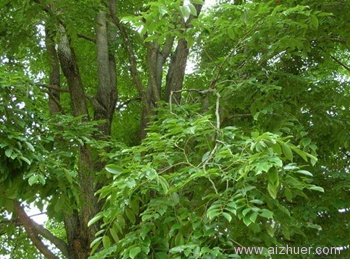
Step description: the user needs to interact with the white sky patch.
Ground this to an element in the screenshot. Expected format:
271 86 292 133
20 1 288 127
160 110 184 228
27 204 48 225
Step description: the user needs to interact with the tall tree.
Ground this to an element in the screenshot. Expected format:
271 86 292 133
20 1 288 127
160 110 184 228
0 0 349 258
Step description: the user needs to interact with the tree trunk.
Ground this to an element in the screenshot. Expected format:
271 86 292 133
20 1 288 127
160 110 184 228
140 40 173 139
57 24 99 259
164 38 189 104
45 26 61 115
95 5 118 136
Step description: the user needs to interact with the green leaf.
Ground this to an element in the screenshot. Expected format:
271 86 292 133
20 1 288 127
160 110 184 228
28 175 39 186
260 209 273 219
105 164 124 176
249 212 258 223
126 178 136 189
281 142 293 161
308 185 324 192
243 215 252 226
310 14 319 29
109 227 119 243
19 156 31 165
158 176 169 194
290 145 308 162
249 199 264 205
102 235 111 249
222 212 232 222
175 232 184 246
284 187 293 202
268 167 279 199
188 4 197 16
266 225 275 237
296 170 313 177
125 208 136 224
38 175 46 185
268 183 278 199
179 6 190 19
90 236 102 249
5 148 13 158
88 214 103 227
129 246 142 259
207 208 220 220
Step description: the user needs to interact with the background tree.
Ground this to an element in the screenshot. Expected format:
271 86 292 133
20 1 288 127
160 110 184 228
0 0 349 258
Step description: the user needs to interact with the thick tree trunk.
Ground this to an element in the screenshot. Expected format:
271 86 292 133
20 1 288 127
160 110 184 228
57 24 99 259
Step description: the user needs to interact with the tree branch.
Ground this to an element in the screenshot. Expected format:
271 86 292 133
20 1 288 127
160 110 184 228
330 54 350 73
13 200 69 258
77 33 95 43
109 10 146 103
116 96 141 110
37 83 69 93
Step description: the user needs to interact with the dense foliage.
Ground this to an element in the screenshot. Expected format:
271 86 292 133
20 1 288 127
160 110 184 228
0 0 349 258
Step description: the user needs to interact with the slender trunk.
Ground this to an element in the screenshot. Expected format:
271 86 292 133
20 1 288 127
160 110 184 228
95 6 118 136
45 26 61 114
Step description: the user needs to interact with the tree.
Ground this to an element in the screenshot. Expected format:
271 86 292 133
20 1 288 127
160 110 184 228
0 0 349 258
